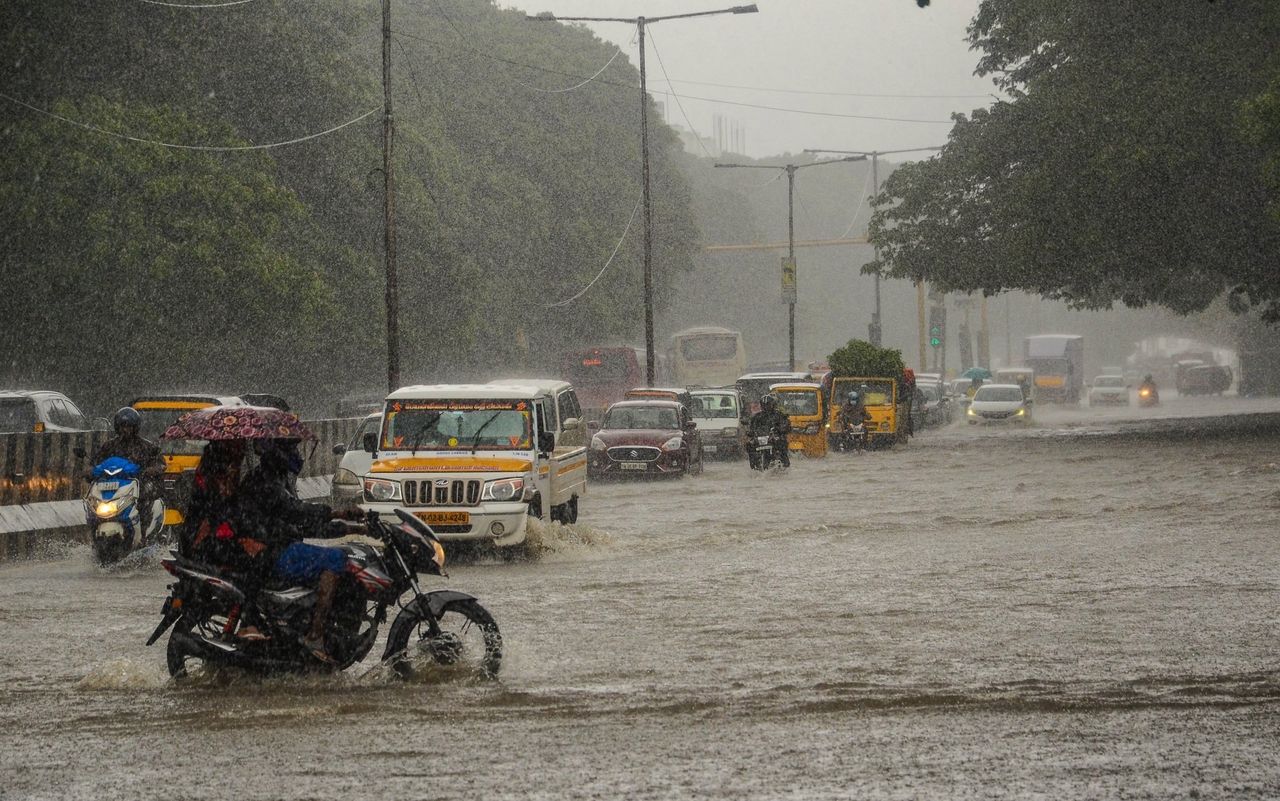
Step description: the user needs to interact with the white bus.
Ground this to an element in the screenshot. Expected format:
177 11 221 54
669 327 746 389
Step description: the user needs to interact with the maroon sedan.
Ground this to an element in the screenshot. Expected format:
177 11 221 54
587 400 702 479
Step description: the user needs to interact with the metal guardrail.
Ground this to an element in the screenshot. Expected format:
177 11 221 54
0 418 359 554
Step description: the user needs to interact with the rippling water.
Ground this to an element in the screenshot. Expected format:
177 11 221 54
3 397 1279 800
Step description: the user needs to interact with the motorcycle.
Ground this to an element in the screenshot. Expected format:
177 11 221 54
836 420 866 454
1137 383 1160 407
747 431 788 471
147 509 502 679
81 456 166 565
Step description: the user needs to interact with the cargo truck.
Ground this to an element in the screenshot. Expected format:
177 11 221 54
1024 335 1084 404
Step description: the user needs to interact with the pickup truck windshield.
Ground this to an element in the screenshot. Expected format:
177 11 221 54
382 401 532 451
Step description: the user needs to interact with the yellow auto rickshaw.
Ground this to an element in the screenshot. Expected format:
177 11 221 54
827 376 905 448
770 382 827 458
131 395 248 526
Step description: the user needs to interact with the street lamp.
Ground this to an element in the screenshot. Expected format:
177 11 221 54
714 156 866 369
529 5 759 385
805 146 943 360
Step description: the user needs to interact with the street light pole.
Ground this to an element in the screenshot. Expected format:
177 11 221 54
381 0 400 392
715 156 866 367
805 145 943 355
530 5 759 386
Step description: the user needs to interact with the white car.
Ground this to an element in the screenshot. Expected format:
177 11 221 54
330 412 382 505
966 384 1032 424
1088 375 1130 406
690 388 746 459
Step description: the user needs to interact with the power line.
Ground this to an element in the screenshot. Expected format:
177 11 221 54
393 28 960 124
138 0 257 6
0 92 379 151
645 29 713 159
543 193 643 308
650 76 994 100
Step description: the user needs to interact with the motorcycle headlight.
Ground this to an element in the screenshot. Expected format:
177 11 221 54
95 500 119 518
333 467 361 488
481 477 525 502
590 435 607 451
661 436 683 451
363 478 402 502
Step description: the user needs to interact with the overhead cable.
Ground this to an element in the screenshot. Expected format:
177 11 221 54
646 30 714 160
138 0 257 7
543 194 642 308
0 93 379 151
837 165 877 239
652 77 995 100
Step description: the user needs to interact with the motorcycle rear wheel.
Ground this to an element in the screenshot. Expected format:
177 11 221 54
386 599 502 680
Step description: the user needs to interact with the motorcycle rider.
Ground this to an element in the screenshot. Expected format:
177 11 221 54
747 393 791 468
1138 374 1159 402
840 391 871 448
239 438 363 663
92 407 165 533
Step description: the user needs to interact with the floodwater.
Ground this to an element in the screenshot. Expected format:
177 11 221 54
2 395 1279 800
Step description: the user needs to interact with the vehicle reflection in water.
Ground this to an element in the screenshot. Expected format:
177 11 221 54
2 397 1280 798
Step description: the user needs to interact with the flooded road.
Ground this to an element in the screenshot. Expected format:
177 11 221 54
3 396 1279 799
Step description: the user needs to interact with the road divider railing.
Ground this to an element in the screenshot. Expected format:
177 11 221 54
0 417 359 560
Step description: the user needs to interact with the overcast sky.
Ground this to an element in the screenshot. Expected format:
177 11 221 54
502 0 997 159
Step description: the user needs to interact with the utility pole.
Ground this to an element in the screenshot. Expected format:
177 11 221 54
381 0 400 392
529 4 759 385
804 146 944 352
715 156 866 369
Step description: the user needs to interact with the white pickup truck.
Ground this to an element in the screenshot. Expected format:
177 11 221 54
359 382 587 548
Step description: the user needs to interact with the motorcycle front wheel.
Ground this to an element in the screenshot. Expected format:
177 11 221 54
386 599 502 680
92 538 129 566
166 617 226 681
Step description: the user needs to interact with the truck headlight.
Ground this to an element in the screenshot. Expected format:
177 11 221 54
590 435 606 451
661 436 683 451
333 468 360 488
95 500 119 518
481 477 525 502
363 478 401 502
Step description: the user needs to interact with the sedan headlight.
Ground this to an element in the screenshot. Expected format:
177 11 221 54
333 467 361 488
661 436 683 451
590 435 607 451
481 477 526 502
966 407 977 417
95 500 119 518
363 478 402 502
1015 408 1026 416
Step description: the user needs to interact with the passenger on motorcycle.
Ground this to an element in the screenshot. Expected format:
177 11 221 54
747 394 791 468
93 407 165 531
239 439 363 663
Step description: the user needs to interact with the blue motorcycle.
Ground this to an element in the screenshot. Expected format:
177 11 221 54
83 456 166 565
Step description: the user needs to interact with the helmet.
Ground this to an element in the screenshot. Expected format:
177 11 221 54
847 391 859 402
1144 374 1153 383
112 407 141 436
760 394 779 412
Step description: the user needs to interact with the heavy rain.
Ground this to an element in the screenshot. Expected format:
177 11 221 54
2 1 1279 799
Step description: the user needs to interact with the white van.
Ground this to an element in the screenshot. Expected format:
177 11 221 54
359 383 587 548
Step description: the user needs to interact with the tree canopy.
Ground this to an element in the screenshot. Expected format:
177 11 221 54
0 0 697 412
866 0 1280 322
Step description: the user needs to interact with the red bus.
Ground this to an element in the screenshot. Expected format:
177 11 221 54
560 346 646 412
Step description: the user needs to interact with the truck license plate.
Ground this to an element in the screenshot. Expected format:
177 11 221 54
415 511 470 525
620 462 648 471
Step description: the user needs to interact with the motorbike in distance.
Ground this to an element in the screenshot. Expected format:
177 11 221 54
1138 381 1160 407
148 509 502 680
835 419 867 454
746 431 788 471
78 454 166 565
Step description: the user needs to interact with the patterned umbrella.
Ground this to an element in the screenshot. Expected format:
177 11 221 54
162 406 316 442
960 367 993 381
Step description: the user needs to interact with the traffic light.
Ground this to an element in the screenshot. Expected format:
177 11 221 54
928 305 945 349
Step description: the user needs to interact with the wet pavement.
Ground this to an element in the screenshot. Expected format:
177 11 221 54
2 395 1279 800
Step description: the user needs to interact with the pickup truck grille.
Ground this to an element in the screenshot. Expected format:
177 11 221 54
403 479 482 507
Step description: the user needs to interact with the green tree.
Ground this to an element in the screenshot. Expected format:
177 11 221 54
827 339 906 382
867 1 1280 321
